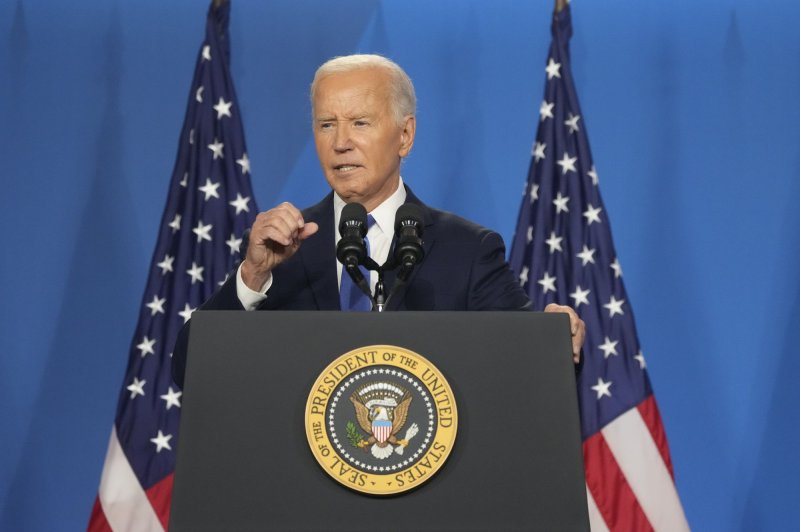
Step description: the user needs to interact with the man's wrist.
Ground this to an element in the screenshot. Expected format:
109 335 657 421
236 262 271 310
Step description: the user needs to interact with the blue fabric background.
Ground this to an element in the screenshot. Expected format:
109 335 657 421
1 1 798 530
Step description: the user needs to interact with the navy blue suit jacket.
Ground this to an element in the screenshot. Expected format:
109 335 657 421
173 187 531 387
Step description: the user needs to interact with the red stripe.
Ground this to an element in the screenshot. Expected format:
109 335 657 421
583 432 653 532
637 395 675 479
86 496 113 532
145 473 174 530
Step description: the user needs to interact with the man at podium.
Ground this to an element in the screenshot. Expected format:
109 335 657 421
172 54 584 388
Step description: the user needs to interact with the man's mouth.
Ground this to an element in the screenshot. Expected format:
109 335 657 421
334 164 361 172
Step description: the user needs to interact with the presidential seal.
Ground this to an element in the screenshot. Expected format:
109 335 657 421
305 345 458 495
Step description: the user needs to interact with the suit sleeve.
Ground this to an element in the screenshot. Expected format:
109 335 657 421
467 230 532 311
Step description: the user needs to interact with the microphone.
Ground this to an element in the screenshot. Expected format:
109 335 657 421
336 202 374 310
393 203 425 269
336 202 368 269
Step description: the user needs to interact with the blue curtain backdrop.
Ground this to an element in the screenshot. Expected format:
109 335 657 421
1 1 798 530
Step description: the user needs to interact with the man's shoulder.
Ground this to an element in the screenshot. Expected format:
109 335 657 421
425 205 499 243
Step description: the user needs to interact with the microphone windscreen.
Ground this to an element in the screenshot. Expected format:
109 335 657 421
339 202 368 236
394 203 425 236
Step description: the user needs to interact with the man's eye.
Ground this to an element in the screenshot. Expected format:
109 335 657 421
319 122 333 130
354 120 368 127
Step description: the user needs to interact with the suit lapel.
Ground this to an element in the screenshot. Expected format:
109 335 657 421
298 193 340 310
385 187 436 311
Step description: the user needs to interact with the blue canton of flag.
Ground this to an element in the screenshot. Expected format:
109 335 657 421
509 6 688 531
89 3 258 530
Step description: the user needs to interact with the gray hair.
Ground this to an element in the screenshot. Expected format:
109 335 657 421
310 54 416 126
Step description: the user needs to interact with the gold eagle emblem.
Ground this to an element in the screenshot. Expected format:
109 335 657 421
349 382 419 460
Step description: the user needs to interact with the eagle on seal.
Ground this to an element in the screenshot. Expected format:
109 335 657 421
350 382 419 460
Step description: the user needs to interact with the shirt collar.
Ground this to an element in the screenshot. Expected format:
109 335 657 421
333 177 407 239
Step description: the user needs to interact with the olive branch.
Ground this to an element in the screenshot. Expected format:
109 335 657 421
346 421 365 448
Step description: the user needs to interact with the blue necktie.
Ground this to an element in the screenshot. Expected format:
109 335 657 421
339 215 375 311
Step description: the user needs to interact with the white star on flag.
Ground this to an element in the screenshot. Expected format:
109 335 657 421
126 377 146 399
604 295 625 318
150 431 173 453
545 231 563 253
180 172 188 188
576 245 596 266
538 271 557 293
168 214 181 234
225 233 243 255
195 86 204 103
136 336 156 358
583 204 602 225
598 337 619 358
192 220 213 243
178 303 196 324
545 57 562 79
186 262 204 284
529 184 539 203
229 193 251 214
145 295 166 316
539 101 554 121
160 387 183 410
587 165 599 185
556 152 578 174
213 97 232 119
610 257 623 278
553 191 570 213
526 226 533 243
634 351 647 369
518 265 529 286
236 153 250 174
157 254 174 275
207 138 224 159
570 285 590 307
201 44 211 61
591 377 612 399
564 113 581 133
199 178 221 201
533 141 546 162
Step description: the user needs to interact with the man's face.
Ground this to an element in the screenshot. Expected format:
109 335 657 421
313 68 415 212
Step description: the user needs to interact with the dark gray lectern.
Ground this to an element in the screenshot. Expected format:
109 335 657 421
171 311 588 531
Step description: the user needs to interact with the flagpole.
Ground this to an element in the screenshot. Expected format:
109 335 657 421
555 0 567 14
213 0 228 9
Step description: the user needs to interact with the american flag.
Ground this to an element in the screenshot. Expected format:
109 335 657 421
509 6 689 531
88 2 257 530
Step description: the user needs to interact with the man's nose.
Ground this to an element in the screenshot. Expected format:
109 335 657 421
333 125 353 152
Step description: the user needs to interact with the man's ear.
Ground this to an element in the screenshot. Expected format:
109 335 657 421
399 115 416 158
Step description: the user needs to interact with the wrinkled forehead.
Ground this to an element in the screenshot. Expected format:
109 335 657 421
312 68 392 116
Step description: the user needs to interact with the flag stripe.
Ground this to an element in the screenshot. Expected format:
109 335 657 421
87 498 113 532
585 484 610 532
637 395 675 478
97 427 163 531
602 406 691 532
144 474 173 530
583 431 653 532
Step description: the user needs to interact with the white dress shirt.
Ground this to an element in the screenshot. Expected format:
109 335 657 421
235 177 408 310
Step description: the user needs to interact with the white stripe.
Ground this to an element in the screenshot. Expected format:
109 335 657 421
586 484 610 532
602 409 690 532
97 427 164 532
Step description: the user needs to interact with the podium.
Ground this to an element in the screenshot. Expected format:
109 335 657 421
171 311 589 531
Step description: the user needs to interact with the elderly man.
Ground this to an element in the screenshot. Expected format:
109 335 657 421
172 54 584 388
